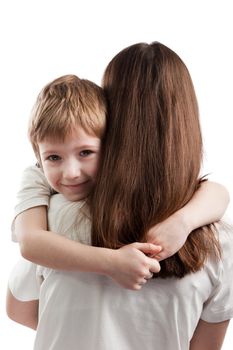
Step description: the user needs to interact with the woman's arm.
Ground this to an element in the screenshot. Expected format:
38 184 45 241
6 288 38 330
16 206 161 290
147 181 230 260
190 319 229 350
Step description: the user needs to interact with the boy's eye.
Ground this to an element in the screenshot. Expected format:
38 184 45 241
80 150 93 157
47 155 61 161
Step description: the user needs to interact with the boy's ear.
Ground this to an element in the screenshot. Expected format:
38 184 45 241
35 153 43 169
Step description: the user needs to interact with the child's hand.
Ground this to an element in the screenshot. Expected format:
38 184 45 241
147 211 190 261
108 243 161 290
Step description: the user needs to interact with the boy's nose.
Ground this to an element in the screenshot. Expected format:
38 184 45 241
63 161 81 179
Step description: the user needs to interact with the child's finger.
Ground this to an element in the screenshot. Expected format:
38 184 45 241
148 257 161 273
152 250 174 261
133 242 162 255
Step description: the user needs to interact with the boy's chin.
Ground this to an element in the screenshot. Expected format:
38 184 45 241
63 190 90 202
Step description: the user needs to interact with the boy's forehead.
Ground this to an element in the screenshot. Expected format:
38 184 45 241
40 124 101 146
41 123 100 142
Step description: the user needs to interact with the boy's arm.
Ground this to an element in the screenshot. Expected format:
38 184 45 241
147 181 230 260
190 319 229 350
13 166 160 290
16 206 161 290
6 288 38 330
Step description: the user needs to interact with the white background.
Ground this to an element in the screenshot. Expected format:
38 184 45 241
0 1 232 348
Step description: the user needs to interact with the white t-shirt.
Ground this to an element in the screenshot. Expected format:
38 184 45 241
12 165 53 242
9 166 233 350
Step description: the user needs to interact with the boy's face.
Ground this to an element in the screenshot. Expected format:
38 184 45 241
38 126 101 201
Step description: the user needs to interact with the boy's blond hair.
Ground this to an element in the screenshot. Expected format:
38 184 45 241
28 74 106 158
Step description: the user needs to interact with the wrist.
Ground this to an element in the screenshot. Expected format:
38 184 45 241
93 247 117 277
173 208 193 238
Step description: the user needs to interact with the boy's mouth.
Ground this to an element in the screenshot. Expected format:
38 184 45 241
62 180 89 189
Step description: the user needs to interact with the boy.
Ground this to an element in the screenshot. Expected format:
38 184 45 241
10 74 161 291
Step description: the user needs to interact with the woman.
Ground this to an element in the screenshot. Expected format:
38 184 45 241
7 42 233 349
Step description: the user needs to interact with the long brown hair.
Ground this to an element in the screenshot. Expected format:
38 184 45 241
91 42 220 278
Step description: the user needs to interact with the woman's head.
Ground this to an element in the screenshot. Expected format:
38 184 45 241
102 42 202 200
91 42 220 277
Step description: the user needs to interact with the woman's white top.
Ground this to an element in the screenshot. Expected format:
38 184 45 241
9 166 233 350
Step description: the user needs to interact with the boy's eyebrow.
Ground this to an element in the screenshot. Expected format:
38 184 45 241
40 150 60 155
77 144 100 149
40 144 100 154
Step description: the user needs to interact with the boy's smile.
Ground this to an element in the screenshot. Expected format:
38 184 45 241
38 125 101 201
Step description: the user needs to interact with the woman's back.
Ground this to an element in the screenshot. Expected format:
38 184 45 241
32 195 233 350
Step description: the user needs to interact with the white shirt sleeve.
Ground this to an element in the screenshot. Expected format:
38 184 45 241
201 227 233 322
11 165 54 241
8 258 41 301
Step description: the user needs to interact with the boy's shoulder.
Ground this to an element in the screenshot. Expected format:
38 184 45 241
21 165 54 193
22 164 45 180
